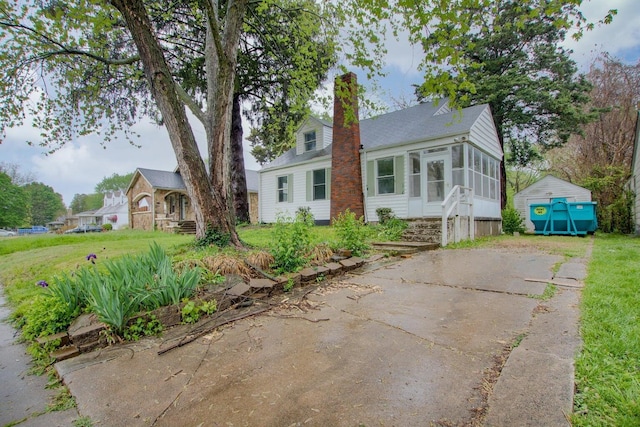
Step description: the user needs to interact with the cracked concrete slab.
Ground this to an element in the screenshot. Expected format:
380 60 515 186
53 243 589 427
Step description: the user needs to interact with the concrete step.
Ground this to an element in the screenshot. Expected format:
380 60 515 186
371 241 439 254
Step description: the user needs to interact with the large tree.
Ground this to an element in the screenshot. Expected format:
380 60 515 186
0 172 29 228
0 162 35 186
0 0 341 243
70 193 103 214
408 0 609 208
23 182 65 225
95 172 134 194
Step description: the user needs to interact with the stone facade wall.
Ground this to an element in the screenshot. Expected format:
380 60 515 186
330 72 364 221
131 212 153 231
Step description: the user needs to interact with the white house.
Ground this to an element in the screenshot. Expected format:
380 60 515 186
513 175 592 232
94 191 130 230
258 73 504 243
628 110 640 234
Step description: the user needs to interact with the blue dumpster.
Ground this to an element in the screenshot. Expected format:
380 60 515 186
529 198 597 236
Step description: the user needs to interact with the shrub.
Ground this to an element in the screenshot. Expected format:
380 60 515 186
102 223 113 231
194 225 230 248
270 211 313 273
296 206 314 224
377 217 408 241
502 207 525 235
375 207 395 224
333 209 369 256
22 295 80 341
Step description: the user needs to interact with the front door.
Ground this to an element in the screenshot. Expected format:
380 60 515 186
423 153 451 215
179 195 187 220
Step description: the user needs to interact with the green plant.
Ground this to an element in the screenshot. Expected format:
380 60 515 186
270 211 313 273
283 277 295 292
501 207 525 235
73 416 94 427
102 223 113 231
296 206 314 224
123 315 163 341
47 387 76 412
21 295 79 341
376 217 408 241
332 209 369 256
375 207 395 224
528 284 557 301
181 299 217 324
194 225 230 248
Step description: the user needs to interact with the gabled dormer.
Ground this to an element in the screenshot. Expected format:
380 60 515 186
295 117 333 155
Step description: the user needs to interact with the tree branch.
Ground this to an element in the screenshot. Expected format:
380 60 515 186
175 82 206 124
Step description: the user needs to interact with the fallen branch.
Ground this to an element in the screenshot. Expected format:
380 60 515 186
158 306 270 355
524 278 583 288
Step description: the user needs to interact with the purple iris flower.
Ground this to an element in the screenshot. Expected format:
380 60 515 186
37 280 49 288
86 253 97 264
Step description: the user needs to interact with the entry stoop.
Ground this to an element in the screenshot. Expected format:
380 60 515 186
402 218 444 244
370 241 439 255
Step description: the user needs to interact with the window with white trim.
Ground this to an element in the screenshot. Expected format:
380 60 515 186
304 130 317 152
377 157 395 194
277 175 288 202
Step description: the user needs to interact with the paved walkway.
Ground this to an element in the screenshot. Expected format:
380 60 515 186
0 293 78 427
48 243 588 426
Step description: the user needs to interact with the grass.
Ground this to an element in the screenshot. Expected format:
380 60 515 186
572 234 640 425
0 231 192 321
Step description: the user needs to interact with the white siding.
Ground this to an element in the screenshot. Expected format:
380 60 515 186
513 175 592 232
259 159 332 223
631 116 640 234
469 106 503 160
295 118 332 155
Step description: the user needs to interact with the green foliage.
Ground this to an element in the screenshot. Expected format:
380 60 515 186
528 284 557 301
123 315 163 341
375 207 394 224
194 226 231 248
296 206 314 224
181 299 217 324
332 209 369 256
21 294 79 341
501 207 525 235
376 217 408 241
573 235 640 425
283 277 295 292
581 166 633 233
94 172 134 194
23 182 65 225
102 223 113 231
270 211 313 274
70 193 103 215
73 416 94 427
0 171 29 228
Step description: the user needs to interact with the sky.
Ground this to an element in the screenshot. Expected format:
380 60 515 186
1 0 639 207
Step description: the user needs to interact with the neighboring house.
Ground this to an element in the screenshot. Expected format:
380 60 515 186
513 175 592 232
126 167 259 232
628 110 640 234
258 72 504 244
76 210 101 227
94 191 129 230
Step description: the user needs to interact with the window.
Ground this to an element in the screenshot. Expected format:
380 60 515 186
409 152 421 197
377 157 395 194
451 144 464 187
304 130 316 152
313 169 326 200
277 175 288 202
467 146 499 201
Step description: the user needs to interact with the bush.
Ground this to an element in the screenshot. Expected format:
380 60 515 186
375 207 395 224
21 295 80 341
270 211 313 273
502 207 525 235
102 223 113 231
377 217 408 241
333 209 369 256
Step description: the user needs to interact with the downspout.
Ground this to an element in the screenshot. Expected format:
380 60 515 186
362 148 368 223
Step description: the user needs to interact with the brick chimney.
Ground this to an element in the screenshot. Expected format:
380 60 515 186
330 72 364 221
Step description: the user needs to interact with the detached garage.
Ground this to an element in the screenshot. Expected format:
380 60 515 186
513 175 592 232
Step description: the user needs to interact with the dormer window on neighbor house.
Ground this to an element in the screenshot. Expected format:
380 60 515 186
304 130 317 152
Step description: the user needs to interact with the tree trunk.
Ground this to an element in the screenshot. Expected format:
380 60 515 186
110 0 232 240
231 93 250 224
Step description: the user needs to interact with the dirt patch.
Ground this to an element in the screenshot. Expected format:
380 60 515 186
483 235 590 257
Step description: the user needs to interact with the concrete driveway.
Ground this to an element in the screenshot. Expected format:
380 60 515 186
56 243 586 426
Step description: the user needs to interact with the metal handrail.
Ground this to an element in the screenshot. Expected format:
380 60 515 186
440 185 474 246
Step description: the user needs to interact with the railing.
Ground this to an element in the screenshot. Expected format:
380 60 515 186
441 185 474 247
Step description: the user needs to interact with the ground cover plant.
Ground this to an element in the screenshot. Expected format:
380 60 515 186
572 234 640 425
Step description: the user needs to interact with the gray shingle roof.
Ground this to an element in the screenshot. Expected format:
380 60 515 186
261 100 488 170
137 168 186 190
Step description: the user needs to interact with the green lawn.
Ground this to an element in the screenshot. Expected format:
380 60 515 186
573 234 640 425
